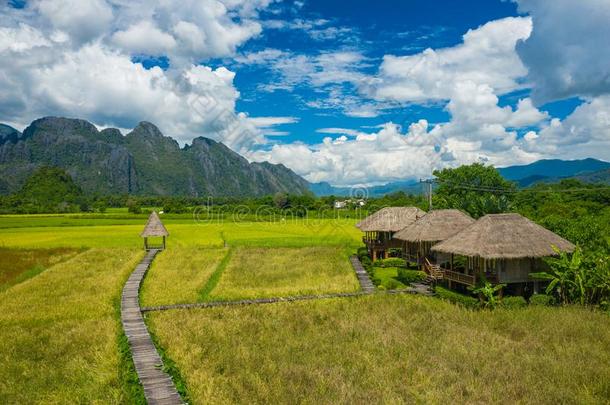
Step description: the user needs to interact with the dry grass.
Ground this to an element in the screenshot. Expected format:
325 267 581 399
207 246 360 301
0 248 143 403
148 294 610 404
140 247 227 307
0 247 83 291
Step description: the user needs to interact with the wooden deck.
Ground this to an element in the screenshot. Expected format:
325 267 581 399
121 249 183 405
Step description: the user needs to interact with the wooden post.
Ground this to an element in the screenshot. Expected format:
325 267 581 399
162 236 166 250
373 250 377 261
144 237 148 250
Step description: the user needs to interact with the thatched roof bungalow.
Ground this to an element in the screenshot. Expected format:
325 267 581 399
356 207 425 260
431 213 575 294
394 209 474 266
141 211 169 250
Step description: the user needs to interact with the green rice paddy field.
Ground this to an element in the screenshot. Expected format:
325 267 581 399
1 213 609 404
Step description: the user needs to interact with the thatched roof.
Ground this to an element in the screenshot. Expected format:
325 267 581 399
356 207 425 232
140 211 169 237
394 209 475 242
431 213 575 259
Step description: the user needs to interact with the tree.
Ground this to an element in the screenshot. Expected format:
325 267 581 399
532 247 583 305
433 163 516 218
126 198 142 214
273 192 288 209
17 166 85 213
471 281 506 309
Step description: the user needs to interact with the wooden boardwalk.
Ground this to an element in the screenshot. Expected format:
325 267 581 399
350 255 375 292
121 249 183 405
142 288 416 312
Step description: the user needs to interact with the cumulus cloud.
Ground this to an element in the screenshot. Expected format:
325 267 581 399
366 17 532 102
515 0 610 104
0 0 273 148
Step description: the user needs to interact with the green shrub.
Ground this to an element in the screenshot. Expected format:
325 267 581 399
397 269 426 284
374 258 406 268
501 296 527 308
384 279 404 290
435 286 479 308
529 294 554 306
357 247 369 258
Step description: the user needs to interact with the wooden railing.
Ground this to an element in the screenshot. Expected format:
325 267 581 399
443 269 476 286
424 258 444 280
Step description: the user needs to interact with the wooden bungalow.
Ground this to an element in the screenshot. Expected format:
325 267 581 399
356 207 425 260
393 209 474 268
140 211 169 250
430 213 575 295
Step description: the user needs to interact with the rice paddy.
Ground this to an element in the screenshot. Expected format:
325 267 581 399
1 213 609 403
0 248 143 403
147 294 610 404
207 246 360 301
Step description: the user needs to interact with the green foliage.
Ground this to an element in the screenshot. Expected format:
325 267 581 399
435 286 479 308
471 281 506 309
126 198 142 214
396 269 427 284
11 166 86 213
374 258 406 268
529 294 554 306
501 296 527 309
533 247 610 306
433 163 516 218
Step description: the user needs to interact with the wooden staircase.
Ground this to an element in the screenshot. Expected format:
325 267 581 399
424 258 444 282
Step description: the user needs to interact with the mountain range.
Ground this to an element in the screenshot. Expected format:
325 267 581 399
0 117 310 197
1 117 607 198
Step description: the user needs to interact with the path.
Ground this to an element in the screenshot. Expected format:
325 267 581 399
142 289 415 312
350 255 375 292
121 249 183 405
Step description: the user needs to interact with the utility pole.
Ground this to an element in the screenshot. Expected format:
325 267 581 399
420 179 435 210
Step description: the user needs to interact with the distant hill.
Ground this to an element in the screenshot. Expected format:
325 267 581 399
311 180 422 197
0 117 311 197
498 158 610 186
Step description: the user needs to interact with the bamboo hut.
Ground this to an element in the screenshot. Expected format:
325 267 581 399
431 213 575 295
356 207 425 260
140 211 169 250
393 209 474 267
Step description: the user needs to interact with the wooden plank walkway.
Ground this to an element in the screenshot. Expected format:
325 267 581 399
350 255 375 292
121 249 183 405
142 288 417 312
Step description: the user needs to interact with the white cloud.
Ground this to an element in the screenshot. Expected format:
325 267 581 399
112 20 177 55
515 0 610 104
316 128 368 138
366 17 532 103
36 0 113 44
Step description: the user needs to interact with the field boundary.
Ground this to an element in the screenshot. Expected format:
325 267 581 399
198 247 233 300
121 249 183 404
141 289 418 312
350 255 375 292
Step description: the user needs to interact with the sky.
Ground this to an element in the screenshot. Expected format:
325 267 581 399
1 0 609 186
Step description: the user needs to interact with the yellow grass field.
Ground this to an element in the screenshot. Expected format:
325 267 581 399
140 247 227 307
148 294 610 404
207 246 360 301
0 248 143 403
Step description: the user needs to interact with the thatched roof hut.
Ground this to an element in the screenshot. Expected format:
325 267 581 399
140 211 168 250
356 207 425 232
431 213 575 259
394 209 474 242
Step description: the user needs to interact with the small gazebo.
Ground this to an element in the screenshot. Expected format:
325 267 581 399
140 211 169 250
393 209 475 267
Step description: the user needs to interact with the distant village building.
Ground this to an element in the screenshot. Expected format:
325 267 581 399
334 199 366 209
140 211 169 250
356 207 425 260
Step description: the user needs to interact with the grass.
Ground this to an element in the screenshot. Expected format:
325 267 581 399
140 247 227 307
0 248 143 403
148 294 610 404
207 246 360 301
371 266 407 289
0 247 83 291
0 216 361 249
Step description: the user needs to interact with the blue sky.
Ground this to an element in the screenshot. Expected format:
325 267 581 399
1 0 608 185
